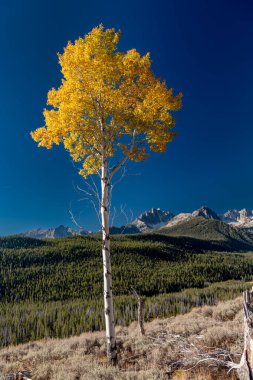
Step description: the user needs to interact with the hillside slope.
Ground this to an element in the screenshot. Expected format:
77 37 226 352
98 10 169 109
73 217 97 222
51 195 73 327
0 296 245 380
0 234 253 347
160 216 253 251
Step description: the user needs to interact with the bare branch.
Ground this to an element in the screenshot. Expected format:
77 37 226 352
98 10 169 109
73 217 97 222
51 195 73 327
129 208 134 223
108 166 127 209
91 199 102 224
108 130 136 181
69 201 84 230
120 204 130 225
70 179 102 229
110 206 117 227
116 204 132 234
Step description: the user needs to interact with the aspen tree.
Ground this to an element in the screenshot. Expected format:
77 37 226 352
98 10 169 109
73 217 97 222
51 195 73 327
31 25 182 364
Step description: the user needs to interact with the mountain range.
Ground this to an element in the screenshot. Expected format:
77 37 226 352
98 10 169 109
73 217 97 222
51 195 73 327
20 225 92 239
127 206 253 232
18 206 253 239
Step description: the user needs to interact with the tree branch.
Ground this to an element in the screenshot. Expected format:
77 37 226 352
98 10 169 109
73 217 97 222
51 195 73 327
108 130 136 181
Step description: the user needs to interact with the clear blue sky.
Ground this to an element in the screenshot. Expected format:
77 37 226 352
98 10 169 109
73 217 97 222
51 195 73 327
0 0 253 235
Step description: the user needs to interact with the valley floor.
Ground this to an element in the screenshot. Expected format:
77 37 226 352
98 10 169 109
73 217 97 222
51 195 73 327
0 296 245 380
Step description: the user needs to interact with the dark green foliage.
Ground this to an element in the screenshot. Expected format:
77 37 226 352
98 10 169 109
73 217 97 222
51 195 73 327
160 217 253 251
0 281 249 347
0 234 252 347
0 236 48 248
109 225 140 234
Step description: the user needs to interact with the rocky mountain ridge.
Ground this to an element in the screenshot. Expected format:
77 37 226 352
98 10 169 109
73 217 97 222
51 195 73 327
20 225 91 239
130 207 174 232
18 206 253 238
220 208 253 229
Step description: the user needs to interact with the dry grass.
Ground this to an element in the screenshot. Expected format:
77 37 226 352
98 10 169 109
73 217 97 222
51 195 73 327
0 298 245 380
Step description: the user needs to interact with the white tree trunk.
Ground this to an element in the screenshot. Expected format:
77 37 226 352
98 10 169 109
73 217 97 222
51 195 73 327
236 289 253 380
101 160 117 364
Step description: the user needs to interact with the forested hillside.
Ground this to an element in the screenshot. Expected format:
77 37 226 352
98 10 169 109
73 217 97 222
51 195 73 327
0 234 252 347
160 216 253 250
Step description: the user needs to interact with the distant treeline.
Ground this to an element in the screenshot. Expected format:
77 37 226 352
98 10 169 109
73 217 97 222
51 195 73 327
0 234 252 347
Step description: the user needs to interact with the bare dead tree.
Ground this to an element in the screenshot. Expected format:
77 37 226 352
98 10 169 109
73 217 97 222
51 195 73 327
131 286 145 336
4 371 31 380
167 288 253 380
232 287 253 380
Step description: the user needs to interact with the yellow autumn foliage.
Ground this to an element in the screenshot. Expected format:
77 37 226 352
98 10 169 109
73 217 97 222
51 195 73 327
31 25 182 178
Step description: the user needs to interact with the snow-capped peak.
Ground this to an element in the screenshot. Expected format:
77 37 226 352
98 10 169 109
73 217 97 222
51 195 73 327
20 225 92 239
239 208 253 219
130 208 174 231
192 206 220 220
18 206 253 238
164 206 219 228
164 212 192 227
221 209 240 223
220 208 253 229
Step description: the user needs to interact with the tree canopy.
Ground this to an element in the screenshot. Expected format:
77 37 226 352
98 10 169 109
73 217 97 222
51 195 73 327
31 25 182 178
